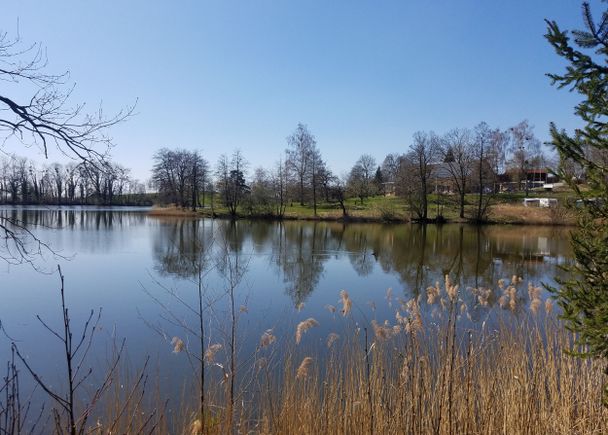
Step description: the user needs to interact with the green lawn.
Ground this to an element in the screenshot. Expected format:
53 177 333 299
174 188 579 223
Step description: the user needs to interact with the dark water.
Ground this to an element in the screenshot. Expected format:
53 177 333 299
0 206 573 408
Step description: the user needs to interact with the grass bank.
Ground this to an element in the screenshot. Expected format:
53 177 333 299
149 191 577 226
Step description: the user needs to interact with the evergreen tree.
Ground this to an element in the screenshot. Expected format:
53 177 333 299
546 2 608 399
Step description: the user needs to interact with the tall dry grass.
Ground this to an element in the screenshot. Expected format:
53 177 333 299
161 279 607 434
246 283 607 435
9 279 608 434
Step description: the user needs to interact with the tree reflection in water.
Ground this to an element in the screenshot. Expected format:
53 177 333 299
151 218 573 308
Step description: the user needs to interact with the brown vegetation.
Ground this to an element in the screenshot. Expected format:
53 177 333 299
127 281 608 433
488 203 576 226
6 275 604 434
147 205 201 217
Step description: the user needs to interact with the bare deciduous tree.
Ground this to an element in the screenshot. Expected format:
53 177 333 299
471 122 504 221
441 128 474 218
347 154 377 205
151 149 209 209
0 29 134 264
216 150 249 217
286 123 316 206
406 132 441 221
508 120 542 196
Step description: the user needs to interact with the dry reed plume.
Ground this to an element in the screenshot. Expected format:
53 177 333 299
204 343 222 363
260 329 277 348
326 332 340 348
171 336 185 353
339 290 352 316
295 318 319 344
36 279 607 434
296 357 313 379
253 282 607 434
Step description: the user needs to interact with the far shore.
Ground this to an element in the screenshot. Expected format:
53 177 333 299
147 203 577 226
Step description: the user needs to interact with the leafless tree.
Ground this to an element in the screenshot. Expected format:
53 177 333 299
308 145 325 216
508 120 542 195
12 266 126 435
247 167 275 216
215 150 249 217
347 154 377 205
270 157 289 217
0 30 134 163
0 29 134 264
151 149 209 209
317 164 334 203
381 153 401 184
353 154 377 203
441 128 475 218
329 174 349 217
286 123 316 206
190 151 209 211
471 122 501 221
406 131 441 221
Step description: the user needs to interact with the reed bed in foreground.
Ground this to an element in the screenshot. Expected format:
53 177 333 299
262 321 606 435
5 279 608 434
170 279 607 434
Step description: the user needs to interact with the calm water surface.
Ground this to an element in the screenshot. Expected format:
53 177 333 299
0 206 574 405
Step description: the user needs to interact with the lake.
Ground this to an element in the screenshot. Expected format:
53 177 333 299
0 206 574 413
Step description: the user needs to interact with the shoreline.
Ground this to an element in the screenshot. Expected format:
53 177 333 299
147 204 577 227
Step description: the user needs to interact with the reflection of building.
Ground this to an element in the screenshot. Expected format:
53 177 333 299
537 236 549 256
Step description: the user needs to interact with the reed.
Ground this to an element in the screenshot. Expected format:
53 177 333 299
7 278 608 434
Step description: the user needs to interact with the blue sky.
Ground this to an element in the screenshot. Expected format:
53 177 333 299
1 1 597 181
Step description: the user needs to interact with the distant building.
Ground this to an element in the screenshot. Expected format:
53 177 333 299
433 163 456 194
499 168 559 191
381 181 396 196
526 169 557 185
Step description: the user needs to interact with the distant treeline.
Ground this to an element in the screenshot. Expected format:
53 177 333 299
150 120 561 221
0 156 152 206
1 120 565 216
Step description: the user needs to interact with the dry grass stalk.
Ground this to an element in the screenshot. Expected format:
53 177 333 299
73 279 608 434
204 344 222 363
427 282 441 304
445 275 458 301
295 318 319 344
545 298 553 314
371 320 392 341
296 357 313 379
403 299 423 334
528 283 543 315
172 336 185 353
472 286 492 306
339 290 352 316
386 288 393 306
326 333 340 348
190 419 202 435
260 329 276 348
324 304 336 313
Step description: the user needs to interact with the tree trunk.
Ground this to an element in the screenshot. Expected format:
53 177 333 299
459 189 465 219
421 178 428 220
312 182 317 216
477 149 484 222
